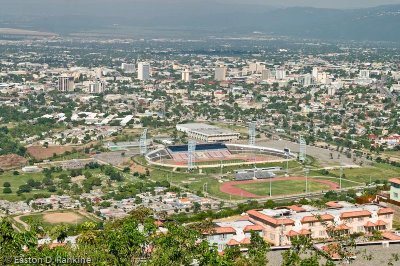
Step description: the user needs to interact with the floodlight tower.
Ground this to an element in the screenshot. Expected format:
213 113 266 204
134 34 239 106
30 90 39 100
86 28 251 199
299 135 306 162
188 140 196 171
140 128 148 155
249 121 256 146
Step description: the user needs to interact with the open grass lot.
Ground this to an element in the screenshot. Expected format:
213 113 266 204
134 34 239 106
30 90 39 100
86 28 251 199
235 179 334 197
149 169 241 200
0 171 47 201
313 176 362 188
17 210 100 233
329 163 400 184
202 160 300 175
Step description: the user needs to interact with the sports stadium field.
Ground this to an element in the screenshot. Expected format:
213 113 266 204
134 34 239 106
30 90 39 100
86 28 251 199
220 176 339 198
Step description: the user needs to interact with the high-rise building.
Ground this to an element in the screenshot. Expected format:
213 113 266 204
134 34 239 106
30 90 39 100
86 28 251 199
121 63 136 74
302 74 313 87
95 68 103 79
88 80 106 94
215 65 227 81
137 62 150 80
275 67 286 80
249 62 265 74
359 70 370 79
182 69 191 82
58 76 74 92
312 67 319 79
262 69 272 80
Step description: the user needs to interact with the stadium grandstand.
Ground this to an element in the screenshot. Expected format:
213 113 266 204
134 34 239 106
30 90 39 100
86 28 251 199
176 123 240 143
234 168 280 181
145 143 296 169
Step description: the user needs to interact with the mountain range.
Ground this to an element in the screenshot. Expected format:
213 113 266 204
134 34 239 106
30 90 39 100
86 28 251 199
0 1 399 41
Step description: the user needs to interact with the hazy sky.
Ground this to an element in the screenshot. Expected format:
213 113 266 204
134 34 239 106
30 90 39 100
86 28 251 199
225 0 400 8
1 0 400 9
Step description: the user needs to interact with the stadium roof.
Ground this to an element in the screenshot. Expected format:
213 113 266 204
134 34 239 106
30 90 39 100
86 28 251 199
177 123 239 137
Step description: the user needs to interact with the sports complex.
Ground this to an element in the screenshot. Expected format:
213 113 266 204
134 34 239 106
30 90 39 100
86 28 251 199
141 123 369 200
146 143 296 169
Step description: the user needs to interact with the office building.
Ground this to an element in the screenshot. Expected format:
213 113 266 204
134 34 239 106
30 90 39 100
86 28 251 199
88 80 106 94
137 62 150 81
215 65 227 81
181 69 191 82
262 69 273 80
312 67 319 79
58 76 74 92
275 67 286 80
121 63 136 74
360 70 370 79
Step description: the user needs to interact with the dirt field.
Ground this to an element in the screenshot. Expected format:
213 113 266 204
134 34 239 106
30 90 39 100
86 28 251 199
130 161 147 174
27 146 77 160
0 154 27 170
43 212 83 224
220 176 339 198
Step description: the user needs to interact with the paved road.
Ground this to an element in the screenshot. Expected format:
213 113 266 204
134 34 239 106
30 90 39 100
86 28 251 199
257 139 357 168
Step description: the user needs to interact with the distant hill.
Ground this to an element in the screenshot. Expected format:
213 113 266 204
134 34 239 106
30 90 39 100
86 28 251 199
0 1 399 41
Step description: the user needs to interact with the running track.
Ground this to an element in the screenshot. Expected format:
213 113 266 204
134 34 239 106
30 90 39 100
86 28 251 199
220 176 339 198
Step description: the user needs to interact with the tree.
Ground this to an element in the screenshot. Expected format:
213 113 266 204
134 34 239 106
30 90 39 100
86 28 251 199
247 231 270 265
50 224 69 243
3 182 11 187
3 187 12 194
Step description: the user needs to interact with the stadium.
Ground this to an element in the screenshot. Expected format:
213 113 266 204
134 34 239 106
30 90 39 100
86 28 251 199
145 143 296 169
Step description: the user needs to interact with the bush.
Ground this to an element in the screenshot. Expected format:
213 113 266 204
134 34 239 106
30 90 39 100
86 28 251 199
47 186 57 192
3 182 11 187
3 187 12 194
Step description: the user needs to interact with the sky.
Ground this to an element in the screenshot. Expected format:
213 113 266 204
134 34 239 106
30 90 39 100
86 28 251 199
1 0 400 10
225 0 400 8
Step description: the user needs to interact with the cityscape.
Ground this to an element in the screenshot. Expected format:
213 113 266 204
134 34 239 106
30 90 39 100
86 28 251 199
0 0 400 265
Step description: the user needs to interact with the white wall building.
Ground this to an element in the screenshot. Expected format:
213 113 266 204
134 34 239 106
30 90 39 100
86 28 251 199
181 69 191 82
215 66 227 81
58 76 74 92
88 80 106 94
121 63 136 74
138 62 150 81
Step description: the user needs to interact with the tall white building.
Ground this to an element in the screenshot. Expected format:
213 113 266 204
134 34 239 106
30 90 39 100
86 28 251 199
121 63 136 74
359 70 370 79
137 62 150 81
275 67 286 80
302 74 313 87
215 65 227 81
58 76 74 92
312 67 319 79
88 80 106 94
182 69 191 82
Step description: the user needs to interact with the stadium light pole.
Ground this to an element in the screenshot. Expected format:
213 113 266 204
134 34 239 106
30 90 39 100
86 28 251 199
285 152 289 176
304 167 309 194
269 178 272 197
